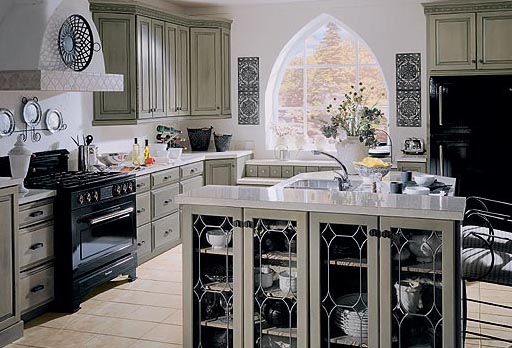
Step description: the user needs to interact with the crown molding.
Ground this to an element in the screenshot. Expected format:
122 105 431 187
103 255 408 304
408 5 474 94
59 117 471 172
423 0 512 14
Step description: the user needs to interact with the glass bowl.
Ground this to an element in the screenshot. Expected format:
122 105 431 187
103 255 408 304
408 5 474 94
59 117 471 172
353 163 392 182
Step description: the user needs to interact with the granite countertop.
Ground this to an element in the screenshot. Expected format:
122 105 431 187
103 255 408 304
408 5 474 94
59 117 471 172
19 189 57 205
176 171 466 221
0 177 23 190
193 150 253 159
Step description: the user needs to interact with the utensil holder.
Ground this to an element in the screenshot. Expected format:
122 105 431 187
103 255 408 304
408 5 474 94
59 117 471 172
78 145 87 171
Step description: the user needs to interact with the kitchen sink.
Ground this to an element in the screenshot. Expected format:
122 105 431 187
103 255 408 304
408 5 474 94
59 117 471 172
284 179 361 191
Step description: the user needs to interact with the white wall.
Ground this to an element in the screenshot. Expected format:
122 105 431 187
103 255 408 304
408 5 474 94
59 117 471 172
186 0 429 160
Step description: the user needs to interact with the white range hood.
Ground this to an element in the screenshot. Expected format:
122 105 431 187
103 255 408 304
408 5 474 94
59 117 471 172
0 0 123 92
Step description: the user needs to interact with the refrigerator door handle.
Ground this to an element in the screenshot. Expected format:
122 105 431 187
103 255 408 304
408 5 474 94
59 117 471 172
438 85 444 126
439 144 444 176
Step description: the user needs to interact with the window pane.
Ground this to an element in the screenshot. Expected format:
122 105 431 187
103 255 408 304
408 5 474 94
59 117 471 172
277 109 304 132
287 42 305 66
375 106 389 143
306 22 356 65
306 67 356 107
359 66 388 106
307 109 330 139
278 68 304 107
358 41 377 64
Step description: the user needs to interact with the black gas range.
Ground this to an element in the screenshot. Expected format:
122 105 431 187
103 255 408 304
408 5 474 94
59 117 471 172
14 150 138 312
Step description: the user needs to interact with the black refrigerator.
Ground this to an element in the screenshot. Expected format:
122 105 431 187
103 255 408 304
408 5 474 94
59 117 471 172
429 75 512 201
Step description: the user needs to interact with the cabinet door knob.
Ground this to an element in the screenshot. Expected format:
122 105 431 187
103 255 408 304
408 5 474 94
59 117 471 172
137 240 145 247
137 208 146 214
472 59 476 63
216 106 220 110
164 199 172 205
479 59 484 63
369 229 380 238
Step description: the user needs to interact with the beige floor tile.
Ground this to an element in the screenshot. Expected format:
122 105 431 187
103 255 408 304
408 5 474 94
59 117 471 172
25 312 78 330
65 314 156 339
140 324 182 344
94 289 182 309
117 279 182 295
80 299 175 322
162 309 182 326
15 327 96 348
136 268 182 283
6 345 35 348
130 340 182 348
140 258 182 271
85 335 136 348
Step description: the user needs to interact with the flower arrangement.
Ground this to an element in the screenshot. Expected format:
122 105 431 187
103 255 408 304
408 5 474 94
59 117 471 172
320 82 385 148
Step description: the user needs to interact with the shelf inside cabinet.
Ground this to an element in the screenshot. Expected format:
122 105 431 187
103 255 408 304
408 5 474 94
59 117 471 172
330 258 368 268
400 262 442 275
262 283 297 300
330 335 368 347
262 251 297 262
201 316 233 329
204 281 233 292
200 247 233 256
262 327 297 338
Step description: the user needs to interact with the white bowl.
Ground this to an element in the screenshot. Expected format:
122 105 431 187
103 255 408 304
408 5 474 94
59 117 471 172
206 229 231 249
279 270 297 293
414 174 436 186
404 186 430 195
408 234 442 262
168 148 183 160
255 267 274 289
149 143 167 153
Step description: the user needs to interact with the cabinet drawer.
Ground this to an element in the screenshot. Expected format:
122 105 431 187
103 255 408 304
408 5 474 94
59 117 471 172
294 166 307 176
181 162 204 180
282 166 294 178
19 223 54 270
180 175 204 193
136 192 151 227
19 201 53 228
137 224 152 258
152 212 180 250
246 165 257 177
20 266 54 313
136 175 151 193
269 166 282 178
307 166 319 172
257 166 270 177
151 183 180 219
151 168 180 188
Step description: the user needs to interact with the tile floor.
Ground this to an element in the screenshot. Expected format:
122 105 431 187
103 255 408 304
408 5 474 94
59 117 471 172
8 245 183 348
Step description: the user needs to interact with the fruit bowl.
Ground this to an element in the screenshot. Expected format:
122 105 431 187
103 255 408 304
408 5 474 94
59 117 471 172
353 162 392 182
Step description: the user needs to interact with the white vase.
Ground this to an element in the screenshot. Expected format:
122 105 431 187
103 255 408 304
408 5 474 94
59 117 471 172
335 136 369 174
8 138 32 194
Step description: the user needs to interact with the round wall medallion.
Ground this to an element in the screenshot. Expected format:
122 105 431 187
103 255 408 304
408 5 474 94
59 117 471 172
58 14 95 72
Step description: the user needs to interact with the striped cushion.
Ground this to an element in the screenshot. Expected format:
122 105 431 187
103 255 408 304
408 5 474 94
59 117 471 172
462 225 512 254
462 247 512 285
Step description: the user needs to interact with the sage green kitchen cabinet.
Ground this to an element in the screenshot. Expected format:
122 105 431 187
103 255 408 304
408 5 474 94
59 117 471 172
205 159 236 186
425 2 512 72
477 11 512 70
221 28 231 115
0 186 22 347
428 13 476 71
91 3 231 124
93 13 137 122
190 27 222 116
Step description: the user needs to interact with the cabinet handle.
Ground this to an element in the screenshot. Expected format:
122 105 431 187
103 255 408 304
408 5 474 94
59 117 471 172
29 210 44 218
234 220 242 227
438 85 444 126
137 208 146 214
30 242 44 250
137 182 145 188
216 106 220 110
244 220 254 228
472 59 476 63
164 199 172 205
163 176 170 180
137 240 145 247
369 229 380 238
479 59 484 63
164 229 172 236
31 285 45 293
381 230 392 239
190 169 196 174
439 144 444 177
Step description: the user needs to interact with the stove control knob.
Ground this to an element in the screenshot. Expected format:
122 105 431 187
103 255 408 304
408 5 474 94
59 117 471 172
113 184 121 196
127 181 134 193
92 190 99 202
77 193 85 205
86 192 92 203
122 183 128 194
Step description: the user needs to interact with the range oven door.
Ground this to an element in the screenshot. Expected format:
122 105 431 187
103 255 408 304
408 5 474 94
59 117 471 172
72 199 136 276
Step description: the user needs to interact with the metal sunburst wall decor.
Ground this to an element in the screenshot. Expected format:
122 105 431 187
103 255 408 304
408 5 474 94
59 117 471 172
58 14 100 72
238 57 260 125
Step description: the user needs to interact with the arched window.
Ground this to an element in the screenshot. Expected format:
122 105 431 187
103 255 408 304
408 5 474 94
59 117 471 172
266 15 389 150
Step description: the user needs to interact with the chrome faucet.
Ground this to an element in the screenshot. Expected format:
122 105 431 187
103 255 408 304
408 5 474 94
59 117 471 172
312 150 351 191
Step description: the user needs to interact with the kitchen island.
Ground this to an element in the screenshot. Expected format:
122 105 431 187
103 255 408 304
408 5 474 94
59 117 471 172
176 172 465 348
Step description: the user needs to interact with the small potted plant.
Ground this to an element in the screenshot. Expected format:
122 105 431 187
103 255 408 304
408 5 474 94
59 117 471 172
320 82 385 173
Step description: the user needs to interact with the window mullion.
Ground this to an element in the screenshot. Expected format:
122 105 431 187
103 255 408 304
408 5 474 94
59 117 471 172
303 41 308 137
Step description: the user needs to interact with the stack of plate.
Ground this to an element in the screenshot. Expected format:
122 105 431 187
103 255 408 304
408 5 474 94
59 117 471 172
334 293 369 338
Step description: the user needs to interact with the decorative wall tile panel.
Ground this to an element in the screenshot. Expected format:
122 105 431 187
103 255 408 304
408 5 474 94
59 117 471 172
396 53 421 127
238 57 260 125
397 90 421 127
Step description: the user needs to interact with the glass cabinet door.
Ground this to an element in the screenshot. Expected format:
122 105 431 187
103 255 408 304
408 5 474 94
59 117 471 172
310 213 379 348
182 206 243 348
379 217 457 348
243 209 308 348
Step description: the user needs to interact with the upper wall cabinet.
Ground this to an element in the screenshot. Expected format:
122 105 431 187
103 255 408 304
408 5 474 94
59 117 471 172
425 2 512 73
90 3 232 125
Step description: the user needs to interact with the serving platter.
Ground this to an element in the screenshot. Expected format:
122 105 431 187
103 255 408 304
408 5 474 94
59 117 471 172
0 109 15 137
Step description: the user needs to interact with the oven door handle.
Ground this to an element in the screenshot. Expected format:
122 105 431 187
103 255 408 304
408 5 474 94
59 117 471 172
88 207 134 226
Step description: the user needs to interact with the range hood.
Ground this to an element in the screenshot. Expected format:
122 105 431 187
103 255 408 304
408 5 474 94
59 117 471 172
0 0 123 92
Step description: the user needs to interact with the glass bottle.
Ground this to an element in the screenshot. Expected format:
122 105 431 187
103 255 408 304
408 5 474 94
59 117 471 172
143 139 151 163
132 138 140 166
